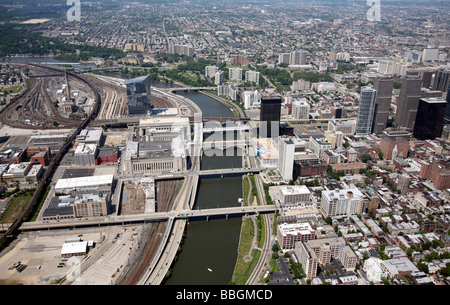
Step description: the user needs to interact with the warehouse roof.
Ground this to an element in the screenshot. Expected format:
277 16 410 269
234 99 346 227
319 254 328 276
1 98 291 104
61 241 88 256
55 174 113 190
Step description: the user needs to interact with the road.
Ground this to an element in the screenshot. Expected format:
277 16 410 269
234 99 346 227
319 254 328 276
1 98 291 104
246 156 275 285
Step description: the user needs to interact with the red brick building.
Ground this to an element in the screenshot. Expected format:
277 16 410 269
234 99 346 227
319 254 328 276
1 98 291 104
294 160 327 177
27 147 50 166
95 147 118 165
419 157 450 190
379 136 410 160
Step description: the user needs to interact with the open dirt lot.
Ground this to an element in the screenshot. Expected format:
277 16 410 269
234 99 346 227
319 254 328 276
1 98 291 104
0 230 103 285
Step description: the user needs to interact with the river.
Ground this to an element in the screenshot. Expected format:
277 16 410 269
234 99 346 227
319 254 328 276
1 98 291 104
157 85 245 285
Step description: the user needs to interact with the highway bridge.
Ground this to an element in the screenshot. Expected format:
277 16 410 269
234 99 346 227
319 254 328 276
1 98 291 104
153 167 264 180
168 86 217 92
16 205 277 232
29 67 121 78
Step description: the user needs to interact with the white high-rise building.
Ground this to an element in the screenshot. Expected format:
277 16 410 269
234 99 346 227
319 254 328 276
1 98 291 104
243 90 260 109
378 60 407 76
215 71 224 85
245 70 260 84
328 118 356 136
217 83 238 100
278 53 291 65
422 48 439 62
279 50 308 66
291 79 311 91
278 136 295 181
292 99 310 119
205 66 219 79
320 188 364 219
291 50 308 65
363 258 387 283
168 44 193 57
356 87 377 135
279 185 311 204
229 68 243 81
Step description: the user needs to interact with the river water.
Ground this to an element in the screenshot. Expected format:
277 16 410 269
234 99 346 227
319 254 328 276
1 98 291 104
160 88 245 285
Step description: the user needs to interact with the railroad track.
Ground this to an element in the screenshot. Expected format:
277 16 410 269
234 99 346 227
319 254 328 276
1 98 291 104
0 63 102 250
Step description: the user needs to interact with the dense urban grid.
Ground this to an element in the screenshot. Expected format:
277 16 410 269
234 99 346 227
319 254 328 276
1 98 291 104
0 0 449 288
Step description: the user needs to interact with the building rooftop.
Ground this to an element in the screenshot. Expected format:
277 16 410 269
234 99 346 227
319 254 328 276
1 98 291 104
280 185 311 196
75 143 98 155
77 128 103 144
278 222 315 236
55 174 114 190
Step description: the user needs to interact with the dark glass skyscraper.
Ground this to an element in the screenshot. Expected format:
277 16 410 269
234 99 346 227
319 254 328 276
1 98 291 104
444 81 450 125
372 76 394 134
394 75 422 130
126 75 152 116
413 97 447 140
431 69 450 124
259 97 281 138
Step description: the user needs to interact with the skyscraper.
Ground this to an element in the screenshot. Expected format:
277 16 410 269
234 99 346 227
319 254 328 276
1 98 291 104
413 97 447 140
394 75 422 130
431 68 450 92
434 69 450 124
260 97 282 138
356 87 377 135
126 75 152 116
372 76 394 134
445 82 450 124
278 136 295 181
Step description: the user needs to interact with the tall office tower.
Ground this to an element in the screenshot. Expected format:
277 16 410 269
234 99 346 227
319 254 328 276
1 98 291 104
126 75 152 116
394 75 422 130
445 83 450 124
259 97 282 138
372 77 394 134
413 97 447 140
278 136 295 181
356 87 377 135
229 68 243 81
292 99 310 119
431 69 450 92
291 50 308 65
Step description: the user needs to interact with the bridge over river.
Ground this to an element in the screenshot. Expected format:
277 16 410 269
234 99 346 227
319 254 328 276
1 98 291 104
16 205 277 232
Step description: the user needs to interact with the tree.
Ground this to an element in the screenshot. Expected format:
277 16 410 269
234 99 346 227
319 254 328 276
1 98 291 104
361 153 373 163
